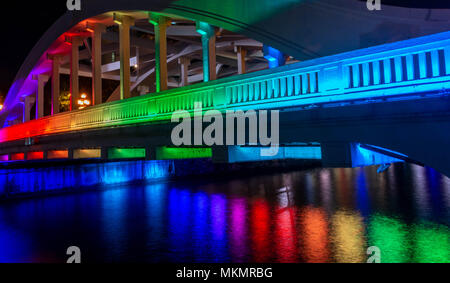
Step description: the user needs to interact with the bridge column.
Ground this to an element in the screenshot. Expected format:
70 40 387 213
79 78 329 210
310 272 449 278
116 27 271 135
21 96 35 122
89 23 106 106
178 57 190 87
196 22 217 82
149 13 170 92
33 74 49 119
114 14 135 100
69 36 82 111
235 46 247 74
48 54 62 115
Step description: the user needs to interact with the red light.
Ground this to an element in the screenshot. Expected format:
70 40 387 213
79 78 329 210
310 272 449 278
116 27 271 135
27 151 44 160
10 153 25 161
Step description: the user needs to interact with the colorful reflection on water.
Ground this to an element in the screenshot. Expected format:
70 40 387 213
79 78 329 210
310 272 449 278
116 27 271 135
0 163 448 263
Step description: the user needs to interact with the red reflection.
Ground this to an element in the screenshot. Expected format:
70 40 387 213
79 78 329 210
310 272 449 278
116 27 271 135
298 207 330 263
250 199 271 262
274 207 298 263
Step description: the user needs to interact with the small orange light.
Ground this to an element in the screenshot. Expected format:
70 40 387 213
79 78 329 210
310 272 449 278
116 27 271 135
0 105 3 111
84 100 91 105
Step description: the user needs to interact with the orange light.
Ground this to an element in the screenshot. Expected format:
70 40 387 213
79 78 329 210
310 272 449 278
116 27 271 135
81 94 87 99
0 105 3 111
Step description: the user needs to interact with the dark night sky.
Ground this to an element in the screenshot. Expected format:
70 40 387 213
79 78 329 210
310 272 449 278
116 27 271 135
0 2 66 100
0 1 449 101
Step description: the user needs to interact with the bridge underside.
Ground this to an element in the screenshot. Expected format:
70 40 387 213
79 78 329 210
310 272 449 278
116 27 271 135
1 96 449 176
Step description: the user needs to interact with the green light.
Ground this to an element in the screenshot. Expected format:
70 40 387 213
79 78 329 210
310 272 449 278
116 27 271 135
414 222 450 263
156 147 212 160
108 148 146 159
368 214 410 263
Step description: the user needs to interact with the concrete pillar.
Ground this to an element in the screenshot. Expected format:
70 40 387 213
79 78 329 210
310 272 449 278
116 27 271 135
178 57 191 87
114 14 135 100
70 36 82 111
22 96 35 123
149 13 170 92
235 46 247 74
90 23 106 106
33 74 49 119
48 54 63 115
196 22 217 82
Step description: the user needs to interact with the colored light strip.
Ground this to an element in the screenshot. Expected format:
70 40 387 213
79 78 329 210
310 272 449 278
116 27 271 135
26 151 44 161
47 150 69 160
156 147 212 160
108 148 146 159
73 149 101 159
10 153 25 161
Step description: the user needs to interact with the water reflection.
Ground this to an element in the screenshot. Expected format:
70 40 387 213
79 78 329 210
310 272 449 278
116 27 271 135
0 163 448 263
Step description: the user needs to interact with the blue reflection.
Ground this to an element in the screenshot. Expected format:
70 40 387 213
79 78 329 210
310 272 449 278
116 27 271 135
356 169 370 218
210 194 229 262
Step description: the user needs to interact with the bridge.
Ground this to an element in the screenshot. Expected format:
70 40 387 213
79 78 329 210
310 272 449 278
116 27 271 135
1 1 450 178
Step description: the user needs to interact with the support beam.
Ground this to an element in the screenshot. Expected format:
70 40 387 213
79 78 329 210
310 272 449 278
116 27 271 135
235 46 247 74
32 74 49 119
149 13 170 92
114 14 135 100
89 23 106 106
48 54 62 115
178 56 191 87
69 36 82 110
196 22 217 82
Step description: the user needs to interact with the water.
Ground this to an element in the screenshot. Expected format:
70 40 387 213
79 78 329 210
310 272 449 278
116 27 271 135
0 163 448 263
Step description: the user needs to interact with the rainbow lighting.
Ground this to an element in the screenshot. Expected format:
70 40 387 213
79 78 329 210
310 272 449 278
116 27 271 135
1 31 450 147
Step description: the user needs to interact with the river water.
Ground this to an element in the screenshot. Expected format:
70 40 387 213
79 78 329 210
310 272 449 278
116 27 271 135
0 163 448 263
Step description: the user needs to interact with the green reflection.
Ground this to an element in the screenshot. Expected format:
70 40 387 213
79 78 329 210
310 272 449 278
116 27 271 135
368 214 450 263
414 222 450 263
368 214 410 263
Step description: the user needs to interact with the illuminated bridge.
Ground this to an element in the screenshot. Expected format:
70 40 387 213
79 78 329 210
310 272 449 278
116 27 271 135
1 0 450 179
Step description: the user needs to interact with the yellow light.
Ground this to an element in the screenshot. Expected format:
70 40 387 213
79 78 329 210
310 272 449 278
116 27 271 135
84 100 91 105
0 105 3 111
78 100 84 105
81 94 87 99
134 64 138 68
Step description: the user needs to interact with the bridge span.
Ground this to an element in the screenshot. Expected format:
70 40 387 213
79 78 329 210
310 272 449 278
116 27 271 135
1 28 450 176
